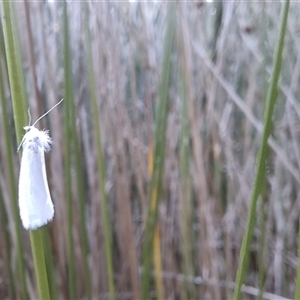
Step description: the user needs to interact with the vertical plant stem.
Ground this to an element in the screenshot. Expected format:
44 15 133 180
64 5 92 298
0 174 15 299
73 121 92 300
233 1 290 299
258 6 269 297
179 69 194 299
0 21 16 300
148 135 164 300
63 1 76 299
3 0 51 297
257 191 268 300
141 3 176 299
84 3 115 299
30 229 51 300
152 195 164 299
43 230 58 300
178 12 196 298
1 0 27 136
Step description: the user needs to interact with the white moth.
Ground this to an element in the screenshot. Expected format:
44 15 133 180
18 99 63 230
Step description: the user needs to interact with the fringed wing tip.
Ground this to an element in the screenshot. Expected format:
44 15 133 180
21 211 54 230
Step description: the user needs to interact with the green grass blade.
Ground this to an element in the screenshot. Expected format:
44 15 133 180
2 1 52 298
62 5 92 299
73 123 92 300
0 21 16 300
84 4 115 299
177 19 195 296
179 68 194 300
74 152 92 300
141 3 176 299
29 229 51 300
2 3 53 299
0 171 15 299
258 4 269 298
43 229 59 300
1 1 27 137
63 1 76 299
233 1 290 299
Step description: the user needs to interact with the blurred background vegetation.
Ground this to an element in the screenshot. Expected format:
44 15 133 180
0 1 299 299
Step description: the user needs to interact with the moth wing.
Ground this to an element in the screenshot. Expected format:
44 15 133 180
18 139 54 230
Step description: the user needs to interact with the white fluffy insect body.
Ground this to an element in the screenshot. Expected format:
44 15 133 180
18 127 54 230
18 99 63 230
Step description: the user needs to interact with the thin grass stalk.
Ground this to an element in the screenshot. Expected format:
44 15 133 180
178 13 195 298
153 226 164 300
8 0 51 295
29 229 51 300
1 1 28 135
69 64 92 300
23 4 56 298
23 0 42 120
42 228 58 300
1 1 35 299
64 22 92 293
148 137 164 300
63 2 76 299
178 10 203 298
233 1 290 299
0 24 16 299
72 122 92 300
258 5 269 298
65 8 92 299
257 190 268 300
179 69 194 299
0 172 15 299
37 3 68 295
84 3 115 299
141 3 176 299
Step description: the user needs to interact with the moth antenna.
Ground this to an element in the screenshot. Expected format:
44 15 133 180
32 98 64 127
27 108 31 126
17 135 26 152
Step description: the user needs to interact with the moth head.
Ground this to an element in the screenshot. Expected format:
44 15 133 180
17 99 63 153
18 126 52 152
